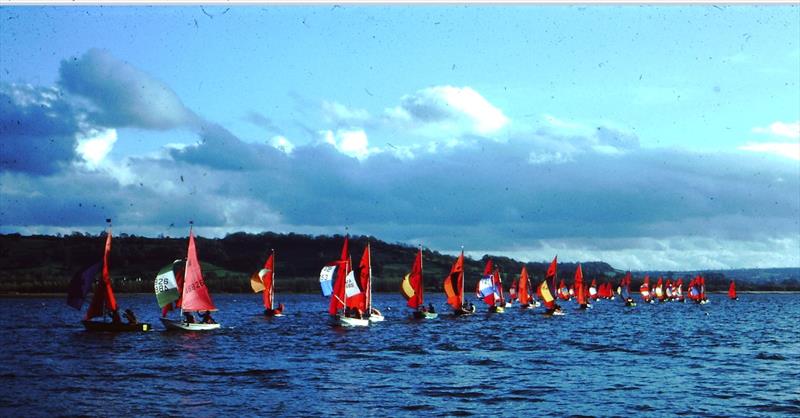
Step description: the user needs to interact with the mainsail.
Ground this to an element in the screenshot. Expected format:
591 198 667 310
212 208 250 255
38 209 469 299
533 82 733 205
443 251 465 311
401 248 424 309
575 263 587 307
518 266 531 306
85 227 117 320
180 227 216 312
250 251 275 310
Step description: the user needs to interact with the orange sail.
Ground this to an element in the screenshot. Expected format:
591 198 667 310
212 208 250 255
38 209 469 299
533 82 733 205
518 266 531 305
443 251 464 310
257 251 275 310
728 280 737 299
181 227 217 312
85 226 118 319
401 248 424 309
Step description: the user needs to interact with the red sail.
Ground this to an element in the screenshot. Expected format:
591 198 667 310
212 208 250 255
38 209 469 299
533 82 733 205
329 237 351 315
181 228 217 312
640 275 651 301
546 255 558 295
353 244 371 311
405 248 424 308
728 280 737 299
85 229 118 319
575 263 587 305
443 251 464 310
518 266 531 305
262 252 275 310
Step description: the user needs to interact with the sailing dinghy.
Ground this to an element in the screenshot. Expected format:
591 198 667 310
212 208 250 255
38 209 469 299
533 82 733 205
251 250 284 317
157 223 220 331
538 279 564 316
401 247 437 319
516 266 539 309
359 243 384 322
728 280 738 300
320 236 369 327
477 259 505 313
574 263 590 310
67 220 151 332
444 250 475 316
620 272 636 307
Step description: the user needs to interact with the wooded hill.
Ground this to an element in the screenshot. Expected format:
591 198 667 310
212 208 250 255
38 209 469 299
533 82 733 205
1 232 797 293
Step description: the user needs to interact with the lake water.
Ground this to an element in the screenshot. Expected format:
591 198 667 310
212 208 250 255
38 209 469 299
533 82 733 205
1 293 798 416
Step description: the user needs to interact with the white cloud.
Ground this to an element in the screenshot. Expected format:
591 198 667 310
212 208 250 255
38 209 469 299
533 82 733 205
752 121 800 139
270 135 295 154
387 85 509 136
322 101 371 125
76 128 118 167
739 142 800 160
322 129 372 160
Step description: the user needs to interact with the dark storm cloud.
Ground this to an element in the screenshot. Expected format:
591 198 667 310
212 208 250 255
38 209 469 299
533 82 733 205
58 49 199 130
0 83 82 174
168 123 281 170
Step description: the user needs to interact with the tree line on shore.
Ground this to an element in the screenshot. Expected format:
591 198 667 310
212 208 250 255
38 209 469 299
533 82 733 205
1 232 797 294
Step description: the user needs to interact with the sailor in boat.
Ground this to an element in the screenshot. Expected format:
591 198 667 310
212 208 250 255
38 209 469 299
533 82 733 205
624 297 636 307
109 310 122 324
545 303 563 316
200 311 216 324
267 303 285 316
428 303 436 314
123 309 137 324
183 312 196 324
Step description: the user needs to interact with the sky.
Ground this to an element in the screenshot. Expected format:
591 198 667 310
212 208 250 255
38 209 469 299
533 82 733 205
1 5 798 270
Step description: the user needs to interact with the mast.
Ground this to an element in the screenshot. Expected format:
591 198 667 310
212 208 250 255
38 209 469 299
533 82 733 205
367 242 372 313
270 249 275 309
182 220 192 316
419 246 424 306
459 246 464 307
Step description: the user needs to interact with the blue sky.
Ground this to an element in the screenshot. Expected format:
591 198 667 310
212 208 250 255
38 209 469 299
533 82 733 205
1 5 798 270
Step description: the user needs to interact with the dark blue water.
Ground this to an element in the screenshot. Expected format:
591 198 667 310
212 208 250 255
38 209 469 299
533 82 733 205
1 293 798 416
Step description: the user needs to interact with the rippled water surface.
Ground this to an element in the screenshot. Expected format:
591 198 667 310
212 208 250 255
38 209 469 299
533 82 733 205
1 293 798 416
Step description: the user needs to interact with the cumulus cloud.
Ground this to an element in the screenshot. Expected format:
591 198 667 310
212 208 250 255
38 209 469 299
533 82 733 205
752 121 800 139
3 124 798 269
739 142 800 160
270 135 295 154
0 83 83 174
386 85 509 136
3 50 797 270
76 128 118 168
741 120 800 160
169 123 280 170
321 128 373 160
58 48 199 130
322 101 372 127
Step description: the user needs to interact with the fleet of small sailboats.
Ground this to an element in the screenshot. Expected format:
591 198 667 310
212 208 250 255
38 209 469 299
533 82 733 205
66 222 731 331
